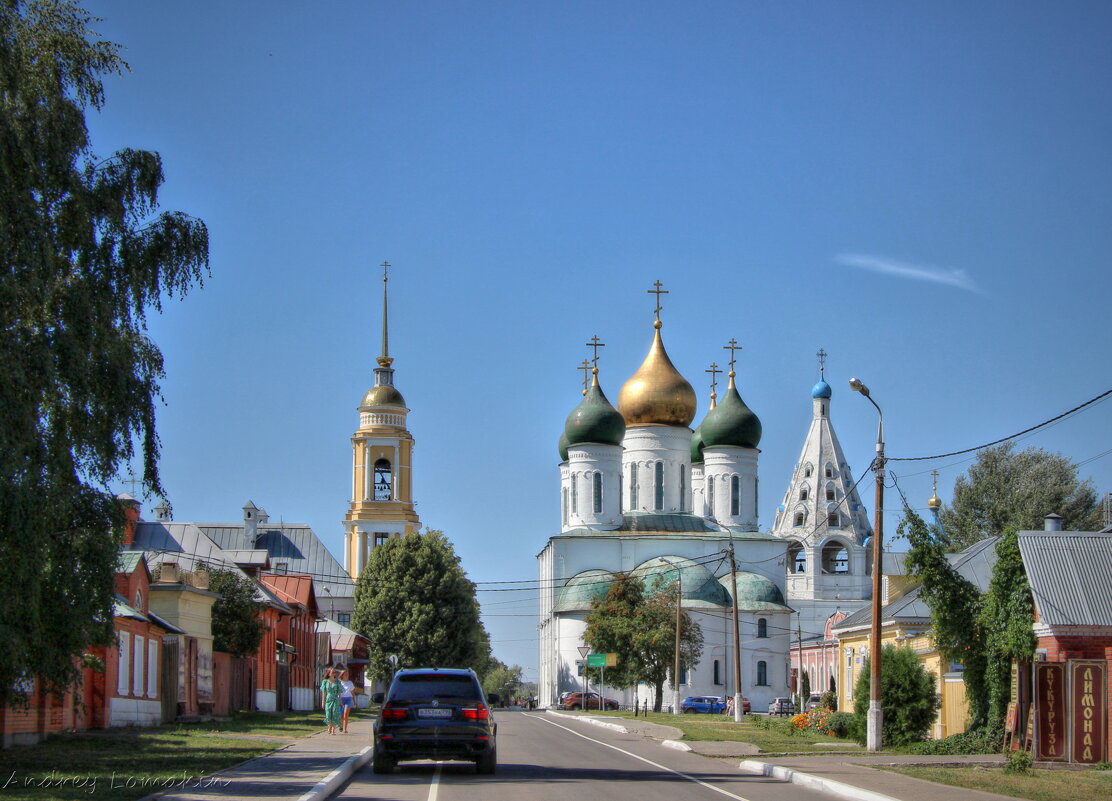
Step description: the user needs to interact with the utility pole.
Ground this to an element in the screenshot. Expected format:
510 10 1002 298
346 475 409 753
796 614 804 712
728 541 743 721
673 566 682 715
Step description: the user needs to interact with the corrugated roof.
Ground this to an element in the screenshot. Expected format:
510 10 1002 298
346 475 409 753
260 573 317 611
222 549 270 567
1019 530 1112 627
833 536 999 633
200 523 354 599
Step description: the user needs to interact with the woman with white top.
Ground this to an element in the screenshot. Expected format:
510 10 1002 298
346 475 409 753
339 667 355 733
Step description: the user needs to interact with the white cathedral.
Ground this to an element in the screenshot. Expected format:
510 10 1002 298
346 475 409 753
537 287 874 709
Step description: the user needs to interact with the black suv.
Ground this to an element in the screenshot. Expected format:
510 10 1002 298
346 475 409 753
371 668 499 774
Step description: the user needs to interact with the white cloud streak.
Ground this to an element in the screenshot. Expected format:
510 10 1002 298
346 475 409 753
835 253 980 294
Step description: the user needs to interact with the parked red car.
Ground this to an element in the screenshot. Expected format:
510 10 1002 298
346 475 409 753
559 691 619 711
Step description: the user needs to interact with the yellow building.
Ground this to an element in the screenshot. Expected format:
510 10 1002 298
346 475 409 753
831 527 999 739
343 264 421 580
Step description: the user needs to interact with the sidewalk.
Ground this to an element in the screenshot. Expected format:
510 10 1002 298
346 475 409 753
143 715 373 801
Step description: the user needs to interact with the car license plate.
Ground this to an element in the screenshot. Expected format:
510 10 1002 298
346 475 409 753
417 708 452 718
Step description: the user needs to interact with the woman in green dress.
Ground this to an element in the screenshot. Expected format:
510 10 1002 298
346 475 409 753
320 667 343 734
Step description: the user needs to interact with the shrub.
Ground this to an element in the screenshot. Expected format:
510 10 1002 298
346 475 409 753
820 690 837 711
1004 750 1032 775
852 645 941 746
905 730 1000 755
825 712 854 739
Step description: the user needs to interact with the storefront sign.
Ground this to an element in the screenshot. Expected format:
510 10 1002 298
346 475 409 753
1070 660 1107 764
1034 663 1066 761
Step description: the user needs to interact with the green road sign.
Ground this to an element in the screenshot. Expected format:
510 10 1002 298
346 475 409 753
586 654 606 667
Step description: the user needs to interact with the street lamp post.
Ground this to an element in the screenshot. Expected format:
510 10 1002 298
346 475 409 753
849 377 884 753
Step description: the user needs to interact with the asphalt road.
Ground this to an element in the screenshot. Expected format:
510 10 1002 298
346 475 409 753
337 711 830 801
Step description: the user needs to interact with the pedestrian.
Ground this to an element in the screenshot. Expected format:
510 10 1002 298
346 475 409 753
320 667 343 735
339 667 355 733
725 695 735 717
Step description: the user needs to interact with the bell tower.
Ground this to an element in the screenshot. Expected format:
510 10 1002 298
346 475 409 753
344 261 421 580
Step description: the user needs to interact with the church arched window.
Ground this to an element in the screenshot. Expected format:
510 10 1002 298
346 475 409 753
788 541 807 573
679 465 686 512
757 660 768 686
827 512 840 527
630 463 639 510
822 540 850 574
571 474 578 515
730 475 740 516
757 618 767 638
562 488 568 526
653 462 664 511
593 472 603 514
708 477 715 516
793 510 806 528
373 458 392 501
826 486 835 501
804 464 813 478
799 486 809 502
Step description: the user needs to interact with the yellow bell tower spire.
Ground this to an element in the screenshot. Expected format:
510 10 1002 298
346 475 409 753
343 261 421 580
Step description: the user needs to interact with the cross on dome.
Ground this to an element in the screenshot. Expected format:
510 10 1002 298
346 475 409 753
579 359 591 395
817 347 828 379
586 335 606 371
647 280 668 328
723 338 742 375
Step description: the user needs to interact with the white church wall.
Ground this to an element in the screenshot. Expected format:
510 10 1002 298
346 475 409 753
622 427 693 514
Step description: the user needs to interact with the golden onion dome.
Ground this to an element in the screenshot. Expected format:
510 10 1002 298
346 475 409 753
618 324 696 427
928 490 941 510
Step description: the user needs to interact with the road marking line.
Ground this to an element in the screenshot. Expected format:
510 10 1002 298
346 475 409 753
526 714 755 801
427 763 441 801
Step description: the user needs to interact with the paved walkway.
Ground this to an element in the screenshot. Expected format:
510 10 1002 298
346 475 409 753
142 716 373 801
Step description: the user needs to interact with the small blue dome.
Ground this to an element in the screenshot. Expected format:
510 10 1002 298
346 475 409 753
812 380 832 399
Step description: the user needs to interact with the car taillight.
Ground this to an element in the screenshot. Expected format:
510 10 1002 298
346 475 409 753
381 704 408 721
462 704 489 721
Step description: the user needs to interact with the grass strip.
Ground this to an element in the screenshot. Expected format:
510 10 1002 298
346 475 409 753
879 764 1112 801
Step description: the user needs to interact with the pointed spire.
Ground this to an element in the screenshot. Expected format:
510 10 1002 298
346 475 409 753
378 261 393 368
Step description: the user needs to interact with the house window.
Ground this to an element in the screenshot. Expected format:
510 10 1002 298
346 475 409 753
730 475 740 516
273 561 288 574
653 462 664 511
757 618 768 638
146 640 158 699
134 589 142 610
338 613 351 627
117 633 130 695
571 474 578 515
630 463 639 509
374 458 392 501
133 635 145 697
562 488 568 526
757 660 768 686
593 472 603 514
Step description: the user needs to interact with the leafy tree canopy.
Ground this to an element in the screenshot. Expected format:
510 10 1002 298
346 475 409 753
0 0 208 704
939 443 1101 551
481 662 523 703
583 573 703 712
351 531 490 681
198 562 266 659
852 645 940 746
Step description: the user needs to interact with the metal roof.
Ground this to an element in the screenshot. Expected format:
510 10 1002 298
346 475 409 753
199 523 354 599
833 535 999 633
1019 530 1112 627
562 512 780 540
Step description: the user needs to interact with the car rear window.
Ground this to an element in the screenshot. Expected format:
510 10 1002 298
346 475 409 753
390 674 482 704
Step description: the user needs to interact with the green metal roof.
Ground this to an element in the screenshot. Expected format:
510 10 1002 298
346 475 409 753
699 382 762 449
564 380 625 448
555 569 615 612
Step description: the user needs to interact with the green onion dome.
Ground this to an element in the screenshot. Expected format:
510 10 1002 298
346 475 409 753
558 431 570 462
699 374 761 449
564 373 626 448
690 424 705 464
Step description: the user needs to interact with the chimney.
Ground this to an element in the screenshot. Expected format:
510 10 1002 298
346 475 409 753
157 561 180 584
243 500 259 541
117 493 141 546
1043 513 1064 532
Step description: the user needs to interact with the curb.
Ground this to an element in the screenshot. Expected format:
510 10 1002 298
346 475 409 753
738 760 899 801
662 739 692 751
545 709 629 734
296 746 372 801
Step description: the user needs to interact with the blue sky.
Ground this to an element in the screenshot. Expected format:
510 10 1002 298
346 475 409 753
84 1 1112 680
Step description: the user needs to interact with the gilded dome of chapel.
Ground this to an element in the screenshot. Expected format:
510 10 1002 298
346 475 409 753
618 326 697 427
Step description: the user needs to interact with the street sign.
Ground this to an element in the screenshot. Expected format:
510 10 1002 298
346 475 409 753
574 659 586 665
577 646 591 658
605 653 618 667
587 654 606 667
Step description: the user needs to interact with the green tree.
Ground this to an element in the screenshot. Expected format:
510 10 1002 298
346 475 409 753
852 645 940 746
903 506 990 730
980 527 1036 733
199 563 266 659
0 0 208 704
351 531 490 682
940 444 1101 551
481 662 522 704
583 573 703 712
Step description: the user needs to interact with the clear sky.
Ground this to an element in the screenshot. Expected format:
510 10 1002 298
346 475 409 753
83 1 1112 681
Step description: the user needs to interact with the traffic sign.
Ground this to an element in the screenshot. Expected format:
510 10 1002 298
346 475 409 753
605 653 618 667
587 654 606 667
577 646 591 658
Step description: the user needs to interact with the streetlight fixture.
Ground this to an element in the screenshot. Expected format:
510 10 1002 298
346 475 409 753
849 377 884 752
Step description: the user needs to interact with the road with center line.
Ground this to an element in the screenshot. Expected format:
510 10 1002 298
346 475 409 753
336 711 830 801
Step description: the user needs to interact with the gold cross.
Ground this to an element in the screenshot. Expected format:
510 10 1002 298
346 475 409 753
723 338 742 371
705 362 721 395
586 335 606 369
647 280 668 322
817 347 827 378
579 359 591 394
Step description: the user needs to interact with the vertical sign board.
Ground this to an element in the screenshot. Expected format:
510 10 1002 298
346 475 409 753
1070 661 1107 764
1034 663 1067 761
